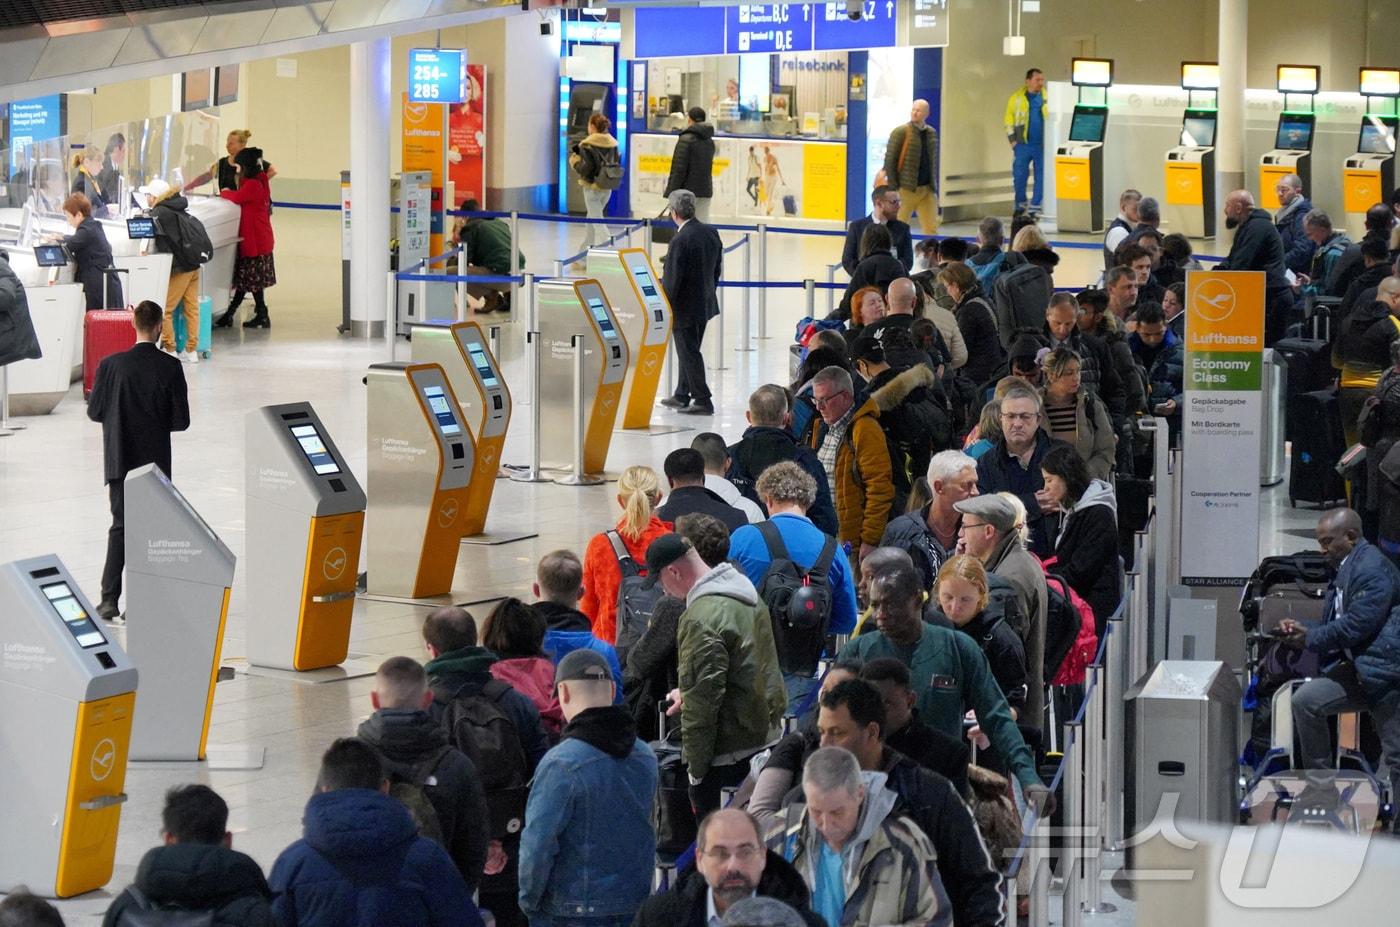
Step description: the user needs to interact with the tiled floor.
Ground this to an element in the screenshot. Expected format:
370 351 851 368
0 208 1316 923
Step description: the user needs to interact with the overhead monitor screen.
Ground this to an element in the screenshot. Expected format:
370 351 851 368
468 347 499 388
1276 65 1320 94
1361 68 1400 97
1275 117 1314 150
424 384 462 436
43 581 105 648
1068 109 1107 143
587 296 617 337
1071 58 1113 87
33 244 67 266
289 424 341 475
1359 120 1397 155
126 216 156 239
633 268 661 301
1181 115 1217 147
1180 62 1220 90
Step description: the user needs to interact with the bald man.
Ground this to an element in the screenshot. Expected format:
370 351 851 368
859 277 949 373
1272 172 1316 275
883 100 940 234
1216 189 1296 345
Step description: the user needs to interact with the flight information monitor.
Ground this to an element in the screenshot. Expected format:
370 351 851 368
1275 116 1315 150
126 216 157 239
468 346 499 388
587 296 617 337
32 244 67 266
42 581 105 648
423 384 462 436
1068 109 1107 143
289 423 341 476
1359 120 1397 155
1181 113 1217 147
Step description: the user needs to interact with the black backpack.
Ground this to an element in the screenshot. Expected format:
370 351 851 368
756 521 837 676
439 679 530 838
386 744 452 845
154 207 213 269
589 145 624 191
608 530 662 665
113 888 214 927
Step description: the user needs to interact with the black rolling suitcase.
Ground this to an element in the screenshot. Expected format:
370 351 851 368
1288 387 1348 508
1275 337 1334 440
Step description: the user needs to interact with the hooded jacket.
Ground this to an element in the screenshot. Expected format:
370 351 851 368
536 600 624 684
1053 479 1120 629
518 706 656 921
810 396 896 548
490 656 565 736
984 530 1047 724
665 122 716 198
103 842 273 927
569 131 619 191
1130 328 1185 411
1217 206 1291 291
0 251 41 368
269 789 481 927
631 850 826 927
778 771 951 927
150 191 204 273
1304 538 1400 698
935 609 1028 714
678 563 787 777
953 283 1005 385
424 646 550 773
220 172 274 258
1085 312 1147 416
992 250 1058 348
868 364 951 491
728 425 839 535
1039 387 1115 481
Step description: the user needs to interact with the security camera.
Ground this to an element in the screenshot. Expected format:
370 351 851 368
846 0 863 20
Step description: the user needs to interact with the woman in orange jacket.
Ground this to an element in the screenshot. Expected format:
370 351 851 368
579 465 672 644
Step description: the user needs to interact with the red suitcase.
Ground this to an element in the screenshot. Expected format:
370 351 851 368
84 310 135 399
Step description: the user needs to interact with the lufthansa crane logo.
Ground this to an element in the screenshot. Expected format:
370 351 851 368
1192 278 1236 323
90 739 117 782
438 498 460 527
322 547 348 580
642 354 660 375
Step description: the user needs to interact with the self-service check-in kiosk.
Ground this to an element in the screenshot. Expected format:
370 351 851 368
583 248 672 429
246 404 366 671
1343 69 1400 239
1164 63 1221 238
1260 65 1320 209
410 322 511 537
0 555 138 897
537 278 629 475
124 464 236 762
365 363 474 598
1055 58 1114 233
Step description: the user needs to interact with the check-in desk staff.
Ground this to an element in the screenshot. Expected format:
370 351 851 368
45 192 121 310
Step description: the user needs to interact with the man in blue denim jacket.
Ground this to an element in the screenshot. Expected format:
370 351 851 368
518 650 657 927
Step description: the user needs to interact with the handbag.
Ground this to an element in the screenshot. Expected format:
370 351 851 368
650 208 678 246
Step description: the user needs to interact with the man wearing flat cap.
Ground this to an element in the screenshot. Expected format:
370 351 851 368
954 492 1048 723
518 650 658 927
646 533 787 817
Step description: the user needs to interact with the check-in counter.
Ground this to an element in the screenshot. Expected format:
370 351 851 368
583 248 672 430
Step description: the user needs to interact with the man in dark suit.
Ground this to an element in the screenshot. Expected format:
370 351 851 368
841 184 913 276
87 299 190 620
659 189 722 416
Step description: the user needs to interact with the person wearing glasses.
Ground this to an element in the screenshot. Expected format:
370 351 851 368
974 385 1069 556
808 366 895 562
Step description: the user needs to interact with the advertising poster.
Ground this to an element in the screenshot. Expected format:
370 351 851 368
628 133 735 218
402 94 446 254
447 64 486 207
1179 270 1265 585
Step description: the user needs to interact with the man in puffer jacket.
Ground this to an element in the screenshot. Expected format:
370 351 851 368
269 738 482 927
0 247 41 368
664 108 717 221
647 533 786 817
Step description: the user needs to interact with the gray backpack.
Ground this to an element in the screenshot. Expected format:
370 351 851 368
607 529 661 665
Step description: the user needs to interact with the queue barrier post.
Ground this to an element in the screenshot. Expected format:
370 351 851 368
0 364 21 436
508 211 521 312
710 280 728 371
385 270 399 359
1081 664 1115 914
1061 721 1084 927
488 324 502 368
804 278 815 319
642 218 653 259
740 235 754 351
1027 810 1050 927
554 335 604 487
510 330 550 484
1105 615 1128 850
826 263 838 314
756 222 769 339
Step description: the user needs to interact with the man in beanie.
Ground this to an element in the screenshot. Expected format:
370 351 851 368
518 650 657 927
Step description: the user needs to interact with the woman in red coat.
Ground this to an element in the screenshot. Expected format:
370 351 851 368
216 146 276 328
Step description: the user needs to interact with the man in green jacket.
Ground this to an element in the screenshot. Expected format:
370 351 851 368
456 199 524 312
883 99 939 234
646 533 786 816
838 561 1049 807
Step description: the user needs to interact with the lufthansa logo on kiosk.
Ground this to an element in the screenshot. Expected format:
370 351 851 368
437 498 460 527
323 547 349 580
90 739 117 782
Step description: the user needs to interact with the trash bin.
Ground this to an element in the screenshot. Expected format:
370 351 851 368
1260 348 1286 487
1125 661 1240 864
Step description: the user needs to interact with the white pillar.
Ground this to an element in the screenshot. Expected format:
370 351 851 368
350 38 391 338
1216 0 1247 198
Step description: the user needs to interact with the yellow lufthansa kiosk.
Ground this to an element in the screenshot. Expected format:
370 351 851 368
1164 63 1219 239
1055 58 1113 233
0 555 138 897
1343 68 1400 239
245 403 366 671
582 248 672 430
1260 65 1319 208
409 322 513 539
365 363 475 598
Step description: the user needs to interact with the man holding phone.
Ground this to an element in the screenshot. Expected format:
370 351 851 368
1129 302 1184 443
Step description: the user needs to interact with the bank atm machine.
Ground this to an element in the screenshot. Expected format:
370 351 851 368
1055 58 1114 233
1260 65 1320 208
364 363 475 598
124 464 236 762
0 555 138 897
1164 63 1220 238
410 322 511 537
565 83 612 216
1343 68 1400 239
536 278 629 477
245 404 366 671
583 247 672 429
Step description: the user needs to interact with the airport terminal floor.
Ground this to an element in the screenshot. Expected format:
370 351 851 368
0 205 1322 924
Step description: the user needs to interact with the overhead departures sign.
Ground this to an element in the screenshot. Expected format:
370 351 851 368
408 48 466 104
638 3 898 57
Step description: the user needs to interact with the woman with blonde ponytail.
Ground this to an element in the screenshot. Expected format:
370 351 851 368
69 147 108 213
579 465 673 643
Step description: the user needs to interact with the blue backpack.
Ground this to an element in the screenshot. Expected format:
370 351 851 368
971 249 1008 288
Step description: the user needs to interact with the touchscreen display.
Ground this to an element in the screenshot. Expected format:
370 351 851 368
1181 116 1216 147
424 385 462 436
1068 110 1106 142
467 347 499 388
587 297 617 337
1359 121 1396 155
290 424 341 475
127 216 157 239
33 244 68 267
43 582 106 648
1275 118 1314 150
634 268 660 300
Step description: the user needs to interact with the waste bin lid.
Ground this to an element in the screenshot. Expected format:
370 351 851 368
1125 660 1241 701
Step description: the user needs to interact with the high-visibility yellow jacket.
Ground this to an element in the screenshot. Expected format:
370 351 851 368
1004 87 1048 145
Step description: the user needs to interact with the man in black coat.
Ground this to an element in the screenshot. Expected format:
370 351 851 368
633 809 824 927
663 107 716 222
1217 189 1296 345
841 185 913 275
657 447 747 532
727 386 838 535
0 248 42 368
660 190 723 416
87 299 190 620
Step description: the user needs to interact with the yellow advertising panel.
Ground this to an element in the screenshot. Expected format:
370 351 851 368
1056 157 1091 201
1344 169 1384 214
1259 165 1294 209
402 94 447 255
801 143 847 222
1165 162 1204 206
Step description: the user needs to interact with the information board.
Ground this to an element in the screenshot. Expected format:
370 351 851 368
727 5 813 54
635 2 901 57
905 0 950 48
813 1 897 50
6 95 65 171
398 171 431 273
408 48 466 104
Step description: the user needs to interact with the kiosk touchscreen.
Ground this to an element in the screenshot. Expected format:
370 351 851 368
1260 113 1315 207
536 278 629 475
1055 105 1108 232
0 555 138 897
245 404 366 671
1165 109 1218 238
1344 115 1398 238
409 321 511 537
123 464 236 762
582 248 672 429
365 363 475 598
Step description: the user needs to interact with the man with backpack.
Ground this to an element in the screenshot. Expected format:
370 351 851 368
357 656 489 891
968 216 1026 290
422 606 549 927
728 385 839 536
141 179 212 364
104 784 273 926
727 461 858 715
